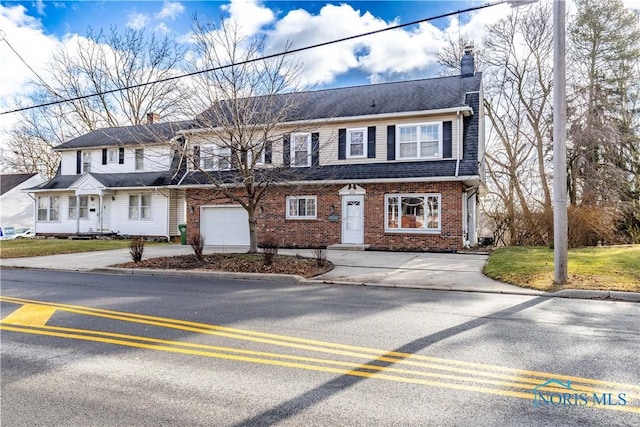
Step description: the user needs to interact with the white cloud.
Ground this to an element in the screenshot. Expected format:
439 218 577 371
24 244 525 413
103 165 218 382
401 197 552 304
221 0 275 37
33 0 45 16
155 22 171 34
127 12 149 30
0 4 59 130
156 1 185 21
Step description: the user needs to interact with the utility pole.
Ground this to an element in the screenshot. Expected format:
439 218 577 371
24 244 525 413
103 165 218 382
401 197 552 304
553 0 568 284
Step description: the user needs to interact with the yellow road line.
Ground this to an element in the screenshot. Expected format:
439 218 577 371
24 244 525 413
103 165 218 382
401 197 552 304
2 295 640 395
0 304 56 326
0 321 619 397
1 324 637 414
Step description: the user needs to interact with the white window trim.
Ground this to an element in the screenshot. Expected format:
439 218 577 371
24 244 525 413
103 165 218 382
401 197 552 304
290 132 311 167
135 148 144 171
346 128 367 159
200 145 232 171
68 196 89 220
82 152 91 173
286 195 317 219
128 194 152 220
37 196 60 222
396 122 443 160
107 149 118 164
384 193 441 233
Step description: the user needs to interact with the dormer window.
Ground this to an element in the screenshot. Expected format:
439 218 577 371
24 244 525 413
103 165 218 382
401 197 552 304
397 123 442 159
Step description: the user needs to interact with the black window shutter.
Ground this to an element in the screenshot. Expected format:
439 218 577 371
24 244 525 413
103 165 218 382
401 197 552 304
193 146 200 167
118 147 125 164
102 148 107 165
311 132 320 166
387 126 396 161
264 141 272 164
367 126 376 159
76 151 82 174
338 128 346 160
443 121 453 158
283 134 290 167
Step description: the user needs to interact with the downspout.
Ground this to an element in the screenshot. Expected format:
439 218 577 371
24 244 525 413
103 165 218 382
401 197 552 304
455 110 462 177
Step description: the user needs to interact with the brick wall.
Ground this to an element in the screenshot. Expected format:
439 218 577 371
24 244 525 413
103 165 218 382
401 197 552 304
186 181 466 251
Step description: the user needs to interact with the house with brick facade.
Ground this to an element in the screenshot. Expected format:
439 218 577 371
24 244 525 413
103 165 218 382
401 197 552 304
30 50 483 251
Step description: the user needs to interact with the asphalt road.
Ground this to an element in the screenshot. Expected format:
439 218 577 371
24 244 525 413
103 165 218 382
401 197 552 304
1 269 639 426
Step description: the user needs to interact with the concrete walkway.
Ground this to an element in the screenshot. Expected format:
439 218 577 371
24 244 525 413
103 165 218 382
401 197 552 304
2 244 638 302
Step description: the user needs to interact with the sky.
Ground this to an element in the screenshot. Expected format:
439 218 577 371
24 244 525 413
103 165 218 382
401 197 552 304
0 0 638 135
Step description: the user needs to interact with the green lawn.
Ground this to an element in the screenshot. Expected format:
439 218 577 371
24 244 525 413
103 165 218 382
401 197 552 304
0 239 136 259
484 245 640 292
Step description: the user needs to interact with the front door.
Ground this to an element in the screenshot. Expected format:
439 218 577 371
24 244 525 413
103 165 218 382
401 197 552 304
342 195 364 244
101 198 110 231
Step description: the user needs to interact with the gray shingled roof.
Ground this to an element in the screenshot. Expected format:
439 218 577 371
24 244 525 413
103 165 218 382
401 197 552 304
54 120 197 150
197 74 482 125
31 172 178 190
1 173 37 195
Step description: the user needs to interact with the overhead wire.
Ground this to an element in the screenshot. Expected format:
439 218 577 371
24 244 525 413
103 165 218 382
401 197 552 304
0 0 506 116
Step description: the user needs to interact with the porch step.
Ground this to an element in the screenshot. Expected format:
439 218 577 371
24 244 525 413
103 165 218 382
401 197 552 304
327 244 370 251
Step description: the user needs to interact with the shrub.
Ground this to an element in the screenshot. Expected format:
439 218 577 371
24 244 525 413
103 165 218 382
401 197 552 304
313 247 327 267
258 234 279 266
190 233 205 262
130 237 145 263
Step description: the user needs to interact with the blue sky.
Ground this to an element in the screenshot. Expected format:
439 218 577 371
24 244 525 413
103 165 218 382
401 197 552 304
0 0 516 132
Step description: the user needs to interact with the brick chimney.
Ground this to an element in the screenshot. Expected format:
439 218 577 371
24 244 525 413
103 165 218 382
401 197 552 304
461 45 475 78
146 112 160 124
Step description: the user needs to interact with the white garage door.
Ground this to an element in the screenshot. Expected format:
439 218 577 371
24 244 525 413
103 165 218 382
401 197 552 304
201 206 249 246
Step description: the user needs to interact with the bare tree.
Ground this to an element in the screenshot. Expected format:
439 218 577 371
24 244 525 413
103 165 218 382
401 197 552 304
1 27 189 177
479 2 554 245
181 17 310 253
437 33 484 76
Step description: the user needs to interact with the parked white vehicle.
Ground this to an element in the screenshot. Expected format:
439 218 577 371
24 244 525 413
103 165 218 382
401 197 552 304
0 226 16 240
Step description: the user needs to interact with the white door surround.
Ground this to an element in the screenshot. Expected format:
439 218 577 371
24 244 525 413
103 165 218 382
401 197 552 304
338 184 366 245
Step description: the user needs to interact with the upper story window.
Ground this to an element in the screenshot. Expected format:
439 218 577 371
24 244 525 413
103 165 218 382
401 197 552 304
286 195 317 219
135 149 144 170
68 196 89 219
107 149 118 164
347 128 367 158
385 194 440 232
397 123 442 159
37 196 60 222
82 152 91 172
291 133 311 167
128 194 151 220
201 145 231 171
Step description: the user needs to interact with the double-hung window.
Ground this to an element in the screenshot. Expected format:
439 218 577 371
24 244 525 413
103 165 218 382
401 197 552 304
286 195 317 219
107 149 118 164
82 152 92 172
37 196 60 222
385 194 440 232
291 133 311 167
201 145 231 170
128 194 151 220
135 149 144 170
68 196 89 219
347 128 367 158
397 123 442 159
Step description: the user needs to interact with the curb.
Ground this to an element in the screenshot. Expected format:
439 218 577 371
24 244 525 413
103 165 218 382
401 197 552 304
90 267 640 302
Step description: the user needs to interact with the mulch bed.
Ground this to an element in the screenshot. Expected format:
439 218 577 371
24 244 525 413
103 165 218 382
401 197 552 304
113 253 333 278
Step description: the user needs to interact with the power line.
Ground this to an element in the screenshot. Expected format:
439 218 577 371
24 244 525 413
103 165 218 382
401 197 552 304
1 33 62 97
0 0 505 116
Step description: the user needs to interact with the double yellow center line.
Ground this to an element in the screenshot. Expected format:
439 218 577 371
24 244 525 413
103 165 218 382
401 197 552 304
1 295 638 413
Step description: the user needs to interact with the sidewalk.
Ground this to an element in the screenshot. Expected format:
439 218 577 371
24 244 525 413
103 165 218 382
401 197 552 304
2 244 638 302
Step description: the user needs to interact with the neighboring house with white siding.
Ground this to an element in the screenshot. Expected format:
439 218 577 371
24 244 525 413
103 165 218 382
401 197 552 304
30 50 484 250
1 173 46 231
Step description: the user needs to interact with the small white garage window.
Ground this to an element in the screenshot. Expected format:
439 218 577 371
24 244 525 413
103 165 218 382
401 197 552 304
286 196 316 219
